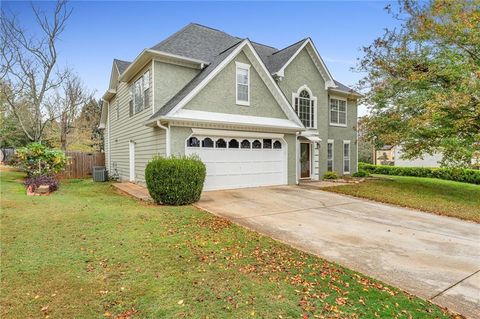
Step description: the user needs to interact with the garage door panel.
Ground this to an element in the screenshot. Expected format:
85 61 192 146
186 137 286 191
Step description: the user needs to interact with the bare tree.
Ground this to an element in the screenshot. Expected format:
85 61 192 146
0 0 72 142
47 72 92 150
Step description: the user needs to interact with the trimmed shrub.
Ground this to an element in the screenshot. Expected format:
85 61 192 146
323 171 340 180
352 170 369 177
359 162 480 185
145 155 206 205
15 143 67 177
24 175 59 192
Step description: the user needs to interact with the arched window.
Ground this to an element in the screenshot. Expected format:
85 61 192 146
187 137 200 147
228 139 239 148
273 141 282 149
241 139 250 149
252 140 261 149
202 137 214 148
294 87 316 129
216 139 227 148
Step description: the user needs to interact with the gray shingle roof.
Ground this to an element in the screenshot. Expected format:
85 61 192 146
332 80 361 95
114 59 131 74
265 39 308 74
151 23 241 63
109 23 359 120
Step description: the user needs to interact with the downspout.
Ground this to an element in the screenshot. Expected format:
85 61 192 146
295 132 300 185
106 101 111 170
156 120 170 157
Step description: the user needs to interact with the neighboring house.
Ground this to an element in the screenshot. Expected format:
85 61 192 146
393 147 443 168
99 23 361 190
374 145 395 165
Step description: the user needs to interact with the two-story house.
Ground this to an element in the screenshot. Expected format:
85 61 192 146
99 23 361 190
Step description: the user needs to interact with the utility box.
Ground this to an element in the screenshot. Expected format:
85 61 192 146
93 166 108 182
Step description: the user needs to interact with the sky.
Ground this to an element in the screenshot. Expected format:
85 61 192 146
3 1 402 116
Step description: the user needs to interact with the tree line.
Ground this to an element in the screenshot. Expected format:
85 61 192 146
0 0 102 152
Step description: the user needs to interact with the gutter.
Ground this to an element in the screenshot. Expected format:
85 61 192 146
156 120 171 157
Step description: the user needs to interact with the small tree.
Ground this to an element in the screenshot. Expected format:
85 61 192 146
15 142 66 177
357 0 480 167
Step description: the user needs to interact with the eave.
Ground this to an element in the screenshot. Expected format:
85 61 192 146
102 89 116 102
119 49 209 83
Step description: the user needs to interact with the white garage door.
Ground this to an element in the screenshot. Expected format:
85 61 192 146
185 136 286 191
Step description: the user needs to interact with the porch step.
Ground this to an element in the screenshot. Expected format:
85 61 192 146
113 182 153 202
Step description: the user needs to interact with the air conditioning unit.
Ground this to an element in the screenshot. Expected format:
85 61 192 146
93 166 108 182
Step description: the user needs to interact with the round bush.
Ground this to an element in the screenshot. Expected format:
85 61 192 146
145 155 206 205
352 170 369 177
323 171 340 180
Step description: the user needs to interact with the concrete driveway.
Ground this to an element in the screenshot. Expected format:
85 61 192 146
195 185 480 318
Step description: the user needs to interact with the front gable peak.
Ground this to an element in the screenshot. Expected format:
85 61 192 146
274 39 335 90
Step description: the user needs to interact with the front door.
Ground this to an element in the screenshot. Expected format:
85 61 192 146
300 143 311 179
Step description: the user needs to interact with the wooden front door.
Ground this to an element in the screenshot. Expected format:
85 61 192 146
300 143 311 179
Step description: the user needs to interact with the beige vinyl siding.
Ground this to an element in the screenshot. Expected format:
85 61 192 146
108 63 165 185
105 105 110 170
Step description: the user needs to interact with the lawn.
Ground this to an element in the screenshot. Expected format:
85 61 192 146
323 175 480 223
0 169 458 319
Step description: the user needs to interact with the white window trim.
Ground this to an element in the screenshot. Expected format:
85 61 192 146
343 140 351 174
327 139 334 172
129 70 151 116
292 85 317 129
329 96 347 127
235 61 250 106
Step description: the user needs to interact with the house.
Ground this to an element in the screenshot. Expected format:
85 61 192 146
374 145 395 165
393 147 443 168
99 23 361 191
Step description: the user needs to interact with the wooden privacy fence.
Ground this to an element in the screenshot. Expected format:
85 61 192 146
58 151 105 179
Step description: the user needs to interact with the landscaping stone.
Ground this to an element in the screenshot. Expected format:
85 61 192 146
35 185 50 195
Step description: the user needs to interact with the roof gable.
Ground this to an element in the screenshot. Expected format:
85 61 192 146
147 39 304 128
274 39 335 89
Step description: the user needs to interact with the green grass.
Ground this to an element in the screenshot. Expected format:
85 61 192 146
0 169 456 318
324 175 480 223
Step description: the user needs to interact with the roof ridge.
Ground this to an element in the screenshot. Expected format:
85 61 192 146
217 39 244 55
150 23 197 49
190 23 236 38
271 38 308 56
113 58 131 63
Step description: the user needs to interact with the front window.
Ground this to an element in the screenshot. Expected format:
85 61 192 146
236 62 250 105
343 141 350 174
293 88 316 129
327 140 334 171
330 98 347 126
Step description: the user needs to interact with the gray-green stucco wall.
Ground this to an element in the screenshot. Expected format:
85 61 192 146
277 48 357 177
184 51 287 119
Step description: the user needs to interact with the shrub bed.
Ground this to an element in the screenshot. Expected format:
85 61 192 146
145 155 206 205
323 171 340 180
24 176 59 192
359 163 480 185
352 170 369 177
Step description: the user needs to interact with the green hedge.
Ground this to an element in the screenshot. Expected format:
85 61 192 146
359 163 480 185
145 155 206 205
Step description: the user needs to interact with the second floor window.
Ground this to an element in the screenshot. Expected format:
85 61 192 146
236 62 250 105
330 98 347 126
129 70 150 117
293 87 317 129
